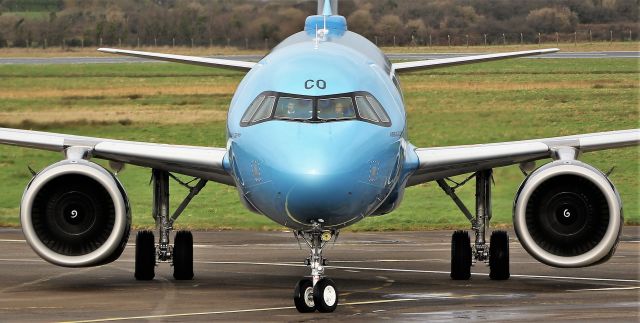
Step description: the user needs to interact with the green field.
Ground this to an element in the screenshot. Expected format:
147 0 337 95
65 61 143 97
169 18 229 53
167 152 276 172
0 58 637 231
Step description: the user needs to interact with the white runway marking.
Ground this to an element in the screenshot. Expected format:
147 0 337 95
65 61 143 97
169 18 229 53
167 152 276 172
329 259 445 263
508 273 640 284
567 286 640 292
59 305 297 322
202 261 640 284
0 258 43 262
201 261 306 267
0 257 636 284
0 239 26 243
60 292 560 322
59 298 420 323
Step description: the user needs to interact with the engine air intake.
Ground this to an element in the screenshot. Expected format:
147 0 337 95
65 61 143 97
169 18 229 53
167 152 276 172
21 160 131 267
513 160 622 268
31 174 116 256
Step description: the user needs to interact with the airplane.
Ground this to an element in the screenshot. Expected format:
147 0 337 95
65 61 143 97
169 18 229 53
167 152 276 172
0 0 638 314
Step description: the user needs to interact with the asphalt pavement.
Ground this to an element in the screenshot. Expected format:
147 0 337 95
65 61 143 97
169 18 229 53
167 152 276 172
0 227 638 322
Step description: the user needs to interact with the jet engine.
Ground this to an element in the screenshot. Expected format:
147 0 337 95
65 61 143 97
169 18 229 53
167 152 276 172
513 160 622 268
21 160 131 267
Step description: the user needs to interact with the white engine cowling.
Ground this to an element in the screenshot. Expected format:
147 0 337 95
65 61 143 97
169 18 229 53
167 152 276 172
513 160 622 268
21 160 131 267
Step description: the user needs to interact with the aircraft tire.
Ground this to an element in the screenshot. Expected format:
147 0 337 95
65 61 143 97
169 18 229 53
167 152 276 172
451 230 472 280
294 278 316 313
313 278 338 313
489 230 510 280
173 230 194 280
135 230 155 280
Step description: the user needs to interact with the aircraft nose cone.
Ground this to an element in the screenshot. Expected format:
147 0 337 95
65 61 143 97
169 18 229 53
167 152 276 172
265 128 387 226
283 169 360 225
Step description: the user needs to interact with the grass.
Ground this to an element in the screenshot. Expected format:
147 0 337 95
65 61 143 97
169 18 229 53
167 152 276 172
0 58 637 231
0 41 637 57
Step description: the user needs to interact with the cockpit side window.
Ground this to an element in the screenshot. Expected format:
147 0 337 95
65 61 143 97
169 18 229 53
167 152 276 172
354 96 380 122
241 95 265 124
240 91 391 127
252 96 276 122
240 95 275 126
366 95 390 123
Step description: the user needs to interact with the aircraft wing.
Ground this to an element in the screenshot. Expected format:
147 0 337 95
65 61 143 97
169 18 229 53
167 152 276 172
98 48 256 71
0 127 233 185
392 48 558 73
407 129 640 186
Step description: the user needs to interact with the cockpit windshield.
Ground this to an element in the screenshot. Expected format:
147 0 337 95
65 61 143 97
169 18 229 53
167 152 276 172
240 92 391 127
317 97 356 120
274 97 313 120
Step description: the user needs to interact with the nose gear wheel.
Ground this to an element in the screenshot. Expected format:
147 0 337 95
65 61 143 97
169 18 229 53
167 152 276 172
293 227 340 313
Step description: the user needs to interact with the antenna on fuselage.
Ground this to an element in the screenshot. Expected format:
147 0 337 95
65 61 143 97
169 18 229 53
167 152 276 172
317 0 338 15
321 0 333 16
314 0 333 47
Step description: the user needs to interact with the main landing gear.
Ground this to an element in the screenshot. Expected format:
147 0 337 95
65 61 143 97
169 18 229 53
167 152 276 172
293 226 339 313
438 169 510 281
135 169 207 281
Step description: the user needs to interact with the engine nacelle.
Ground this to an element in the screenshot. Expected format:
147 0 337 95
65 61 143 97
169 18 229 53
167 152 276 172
514 160 622 268
21 160 131 267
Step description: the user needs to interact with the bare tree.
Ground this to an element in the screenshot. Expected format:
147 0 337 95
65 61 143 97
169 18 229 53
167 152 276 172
0 0 636 48
276 7 306 40
376 14 404 45
347 8 374 39
405 18 427 46
526 6 578 33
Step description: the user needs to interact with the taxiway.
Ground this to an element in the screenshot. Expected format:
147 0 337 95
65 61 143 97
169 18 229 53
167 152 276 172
0 228 638 322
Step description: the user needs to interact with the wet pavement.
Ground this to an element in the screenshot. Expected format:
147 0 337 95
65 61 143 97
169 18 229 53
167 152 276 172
0 227 638 322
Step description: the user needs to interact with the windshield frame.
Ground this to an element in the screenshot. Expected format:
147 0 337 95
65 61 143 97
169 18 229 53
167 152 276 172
240 91 392 127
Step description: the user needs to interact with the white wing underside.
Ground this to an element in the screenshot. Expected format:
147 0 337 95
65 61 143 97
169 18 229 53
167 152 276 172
408 129 640 186
0 127 233 185
97 48 256 71
392 48 559 73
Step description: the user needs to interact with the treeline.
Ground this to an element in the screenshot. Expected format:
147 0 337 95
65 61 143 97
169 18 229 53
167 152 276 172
0 0 638 48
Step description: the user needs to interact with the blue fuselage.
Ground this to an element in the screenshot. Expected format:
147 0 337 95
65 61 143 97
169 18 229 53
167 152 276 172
226 18 418 230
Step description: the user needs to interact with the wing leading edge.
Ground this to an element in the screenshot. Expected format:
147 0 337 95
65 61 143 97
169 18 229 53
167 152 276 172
407 129 640 186
392 48 559 73
98 48 256 71
0 127 233 185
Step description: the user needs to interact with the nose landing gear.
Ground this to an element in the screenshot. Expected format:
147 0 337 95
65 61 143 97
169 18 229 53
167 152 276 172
293 227 339 313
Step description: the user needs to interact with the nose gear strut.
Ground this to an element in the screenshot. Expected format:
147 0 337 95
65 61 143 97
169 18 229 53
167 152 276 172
293 224 340 313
